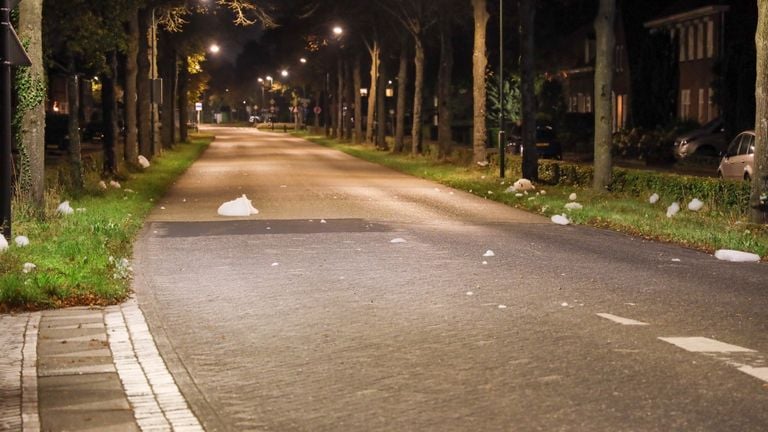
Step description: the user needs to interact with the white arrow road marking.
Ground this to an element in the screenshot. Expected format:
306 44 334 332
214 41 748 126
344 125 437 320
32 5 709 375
596 313 649 326
659 337 755 353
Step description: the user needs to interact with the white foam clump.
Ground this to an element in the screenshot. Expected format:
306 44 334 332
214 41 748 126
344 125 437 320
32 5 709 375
15 236 29 247
390 238 407 244
0 234 7 252
551 214 570 225
57 201 74 215
109 180 121 189
138 155 151 169
569 193 577 201
564 202 583 211
22 262 36 273
98 180 107 190
506 178 536 193
666 202 680 218
688 198 704 212
649 193 660 204
483 250 495 257
217 195 259 217
714 249 761 263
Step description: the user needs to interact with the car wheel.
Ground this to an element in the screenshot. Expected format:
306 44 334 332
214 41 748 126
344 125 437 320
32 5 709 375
717 170 723 179
744 172 752 182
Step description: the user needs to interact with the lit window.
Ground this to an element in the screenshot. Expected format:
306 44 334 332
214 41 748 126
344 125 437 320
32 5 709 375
681 89 691 119
688 24 695 61
679 27 686 62
707 20 715 58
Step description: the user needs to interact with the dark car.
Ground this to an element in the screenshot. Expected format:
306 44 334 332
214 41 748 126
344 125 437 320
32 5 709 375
506 125 563 160
673 118 726 160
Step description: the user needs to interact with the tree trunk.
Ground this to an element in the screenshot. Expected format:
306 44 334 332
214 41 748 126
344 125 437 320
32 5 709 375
593 0 615 191
137 8 151 159
438 17 454 160
178 56 189 142
353 55 363 143
149 13 160 156
314 89 321 128
160 35 175 150
345 60 354 140
395 40 408 153
17 0 45 214
471 0 489 163
366 40 380 144
376 63 387 149
125 11 139 164
411 36 425 155
336 57 344 140
102 51 118 176
520 0 538 180
67 60 83 190
752 1 768 223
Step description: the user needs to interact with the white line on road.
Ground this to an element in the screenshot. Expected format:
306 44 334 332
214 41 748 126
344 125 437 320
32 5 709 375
596 313 649 326
658 337 756 353
737 366 768 383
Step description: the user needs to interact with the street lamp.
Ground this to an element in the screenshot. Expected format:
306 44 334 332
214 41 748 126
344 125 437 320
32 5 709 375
300 57 307 64
281 69 289 78
332 26 343 36
209 43 220 54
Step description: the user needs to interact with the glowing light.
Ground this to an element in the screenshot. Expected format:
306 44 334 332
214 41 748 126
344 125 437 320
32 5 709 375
333 26 343 36
209 44 220 54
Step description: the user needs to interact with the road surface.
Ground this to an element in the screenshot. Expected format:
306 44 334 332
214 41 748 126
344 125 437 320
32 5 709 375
132 126 768 431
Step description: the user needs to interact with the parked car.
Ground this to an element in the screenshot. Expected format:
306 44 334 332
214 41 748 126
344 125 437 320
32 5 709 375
673 118 726 160
717 130 754 181
506 125 563 160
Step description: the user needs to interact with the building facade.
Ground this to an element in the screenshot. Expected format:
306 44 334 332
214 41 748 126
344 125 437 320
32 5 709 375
644 3 729 124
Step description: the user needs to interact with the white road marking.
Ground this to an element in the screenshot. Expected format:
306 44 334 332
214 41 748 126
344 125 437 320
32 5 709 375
596 313 649 326
106 298 204 432
658 337 756 353
737 366 768 383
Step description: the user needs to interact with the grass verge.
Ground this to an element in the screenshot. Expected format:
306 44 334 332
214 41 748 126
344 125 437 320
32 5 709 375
0 135 213 312
294 131 768 260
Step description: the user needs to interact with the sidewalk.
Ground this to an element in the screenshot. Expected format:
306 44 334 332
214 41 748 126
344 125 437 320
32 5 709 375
0 299 203 431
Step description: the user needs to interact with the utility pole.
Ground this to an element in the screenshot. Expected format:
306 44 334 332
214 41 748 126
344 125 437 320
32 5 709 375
1 0 31 238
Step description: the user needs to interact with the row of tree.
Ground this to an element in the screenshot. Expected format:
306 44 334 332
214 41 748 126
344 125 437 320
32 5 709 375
12 0 270 219
8 0 768 224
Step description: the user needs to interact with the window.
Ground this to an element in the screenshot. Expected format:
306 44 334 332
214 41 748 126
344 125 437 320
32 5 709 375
615 45 624 72
681 89 691 119
584 39 590 64
577 93 585 113
707 20 715 58
585 95 592 113
679 27 686 62
726 135 742 157
743 134 755 155
688 24 695 60
698 89 706 123
708 88 715 121
697 22 705 59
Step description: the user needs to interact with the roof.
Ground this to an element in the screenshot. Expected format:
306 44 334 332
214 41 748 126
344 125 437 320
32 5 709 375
644 0 730 28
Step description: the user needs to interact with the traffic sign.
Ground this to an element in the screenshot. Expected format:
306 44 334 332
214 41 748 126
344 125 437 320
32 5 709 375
313 106 322 114
195 102 203 111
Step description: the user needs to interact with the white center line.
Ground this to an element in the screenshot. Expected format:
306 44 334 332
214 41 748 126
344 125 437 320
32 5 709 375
596 313 649 326
658 337 756 353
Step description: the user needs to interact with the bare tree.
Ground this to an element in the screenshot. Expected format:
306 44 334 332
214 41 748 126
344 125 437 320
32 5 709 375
753 1 768 223
471 0 489 164
353 54 363 143
593 0 615 191
125 10 140 164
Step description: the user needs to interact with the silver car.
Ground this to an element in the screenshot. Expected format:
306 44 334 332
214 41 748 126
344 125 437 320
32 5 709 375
674 118 726 160
717 130 754 181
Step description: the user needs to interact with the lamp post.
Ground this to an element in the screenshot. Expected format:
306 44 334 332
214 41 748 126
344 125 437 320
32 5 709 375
498 0 505 178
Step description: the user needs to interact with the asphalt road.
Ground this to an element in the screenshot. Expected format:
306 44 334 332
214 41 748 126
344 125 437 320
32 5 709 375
133 126 768 432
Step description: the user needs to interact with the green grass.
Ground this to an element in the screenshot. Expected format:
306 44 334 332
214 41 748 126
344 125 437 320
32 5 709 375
295 131 768 260
0 135 213 311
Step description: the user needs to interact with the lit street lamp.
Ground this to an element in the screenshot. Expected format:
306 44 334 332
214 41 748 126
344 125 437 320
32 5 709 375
333 26 343 36
209 43 220 54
